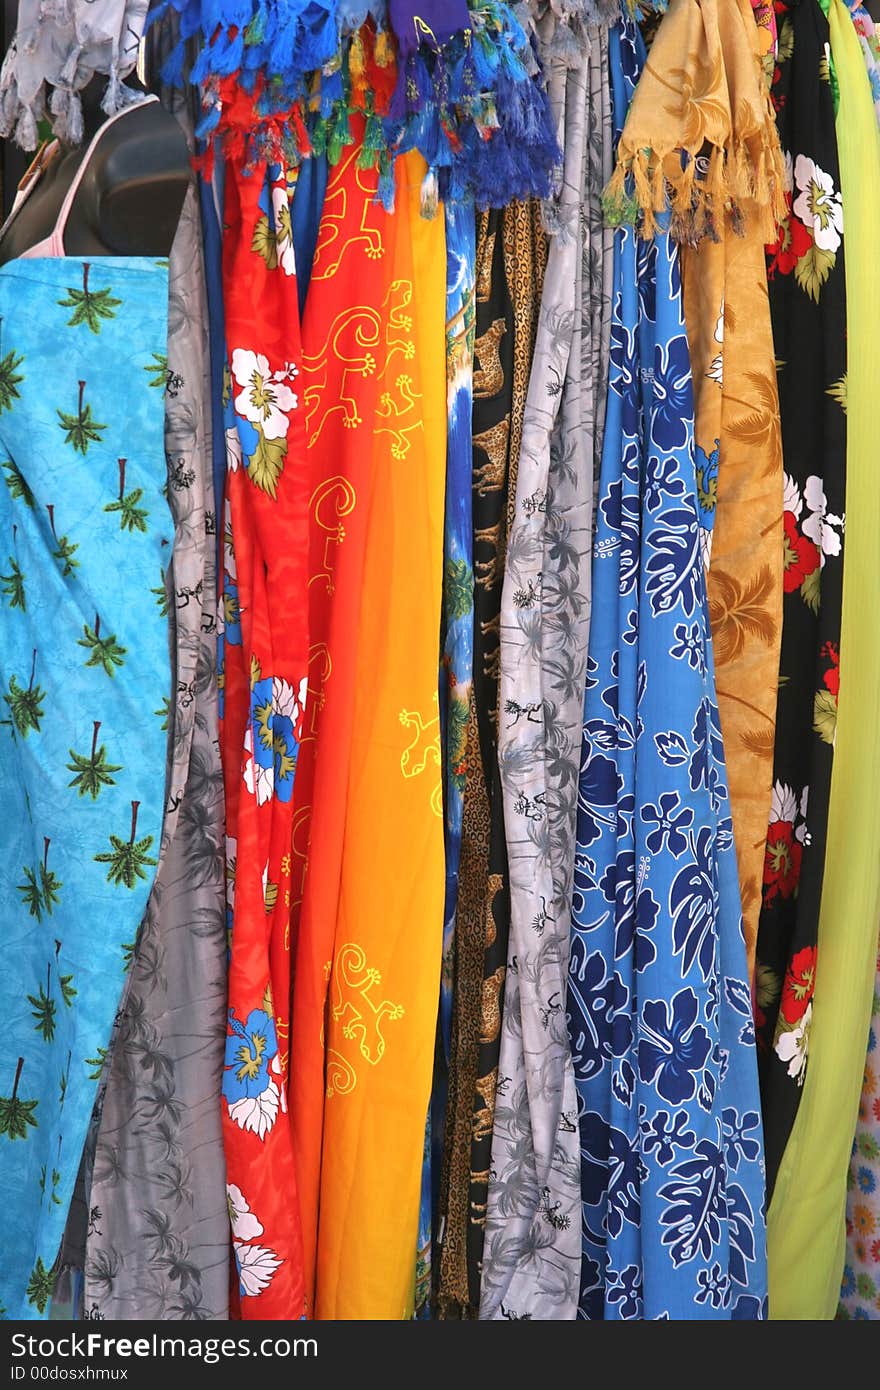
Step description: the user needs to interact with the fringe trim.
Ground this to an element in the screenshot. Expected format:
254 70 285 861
190 5 560 211
602 130 786 244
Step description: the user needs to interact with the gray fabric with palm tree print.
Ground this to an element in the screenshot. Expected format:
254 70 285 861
479 26 613 1321
76 183 229 1320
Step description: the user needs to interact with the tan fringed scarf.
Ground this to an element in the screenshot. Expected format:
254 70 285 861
604 0 786 244
607 0 785 975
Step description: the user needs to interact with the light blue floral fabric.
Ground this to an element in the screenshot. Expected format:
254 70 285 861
0 255 171 1319
566 16 768 1321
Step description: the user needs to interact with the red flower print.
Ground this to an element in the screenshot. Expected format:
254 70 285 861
782 511 821 593
871 1239 880 1264
873 1094 880 1124
763 820 803 904
767 208 812 278
780 945 817 1023
822 640 840 698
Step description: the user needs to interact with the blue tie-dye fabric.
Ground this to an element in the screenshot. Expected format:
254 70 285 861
0 255 171 1319
566 15 768 1321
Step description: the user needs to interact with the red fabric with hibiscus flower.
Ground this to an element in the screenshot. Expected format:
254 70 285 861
219 158 310 1318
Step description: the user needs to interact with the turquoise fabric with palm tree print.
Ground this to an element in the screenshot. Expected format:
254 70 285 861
0 255 171 1320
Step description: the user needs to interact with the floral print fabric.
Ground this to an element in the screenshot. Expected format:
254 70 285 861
566 14 767 1321
754 0 848 1199
0 254 171 1319
219 157 310 1318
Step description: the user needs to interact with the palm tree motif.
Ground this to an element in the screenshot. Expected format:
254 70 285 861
46 504 80 577
85 1046 108 1081
78 613 127 677
18 840 62 920
57 380 106 454
145 352 169 390
151 569 169 616
155 695 170 730
94 800 158 889
67 721 122 799
60 974 76 1007
0 1057 38 1139
0 542 25 610
0 318 24 414
2 650 45 737
104 457 149 533
27 963 56 1041
2 457 34 507
58 1050 72 1109
25 1257 55 1314
57 262 121 333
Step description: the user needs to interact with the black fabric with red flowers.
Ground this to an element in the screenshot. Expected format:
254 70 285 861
754 0 848 1199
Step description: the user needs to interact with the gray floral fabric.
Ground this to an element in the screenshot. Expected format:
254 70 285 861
0 0 150 148
479 25 613 1321
78 179 229 1321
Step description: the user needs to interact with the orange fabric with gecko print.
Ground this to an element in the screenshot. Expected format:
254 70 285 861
289 130 447 1318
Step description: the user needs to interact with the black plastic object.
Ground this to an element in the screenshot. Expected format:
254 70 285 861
0 75 190 264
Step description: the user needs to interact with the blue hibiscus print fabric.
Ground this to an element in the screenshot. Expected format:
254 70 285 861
0 255 171 1318
566 15 767 1321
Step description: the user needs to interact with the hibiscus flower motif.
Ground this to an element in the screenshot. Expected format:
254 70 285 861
706 303 724 386
763 820 802 902
779 945 817 1024
783 472 802 519
774 1002 812 1084
793 154 843 252
782 510 820 593
226 1184 264 1241
223 1007 281 1139
234 1241 282 1298
243 725 273 805
231 348 298 440
766 203 813 277
225 425 242 473
801 474 843 564
270 181 296 277
638 988 712 1104
769 780 797 824
822 640 840 697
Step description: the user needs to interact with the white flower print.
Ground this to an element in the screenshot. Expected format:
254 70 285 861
794 786 810 844
783 472 802 520
775 1002 812 1085
706 300 724 387
224 497 237 580
227 1184 264 1241
271 1052 288 1115
801 473 843 564
271 183 296 278
793 155 843 253
234 1241 282 1298
783 149 794 195
769 781 797 824
225 424 242 473
243 726 273 805
227 1081 280 1139
231 348 298 440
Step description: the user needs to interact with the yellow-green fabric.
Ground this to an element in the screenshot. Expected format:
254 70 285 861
767 0 880 1321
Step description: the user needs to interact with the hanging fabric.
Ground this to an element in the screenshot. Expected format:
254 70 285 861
567 10 767 1320
0 239 171 1318
481 15 611 1320
754 0 848 1198
767 0 880 1321
81 178 229 1321
219 154 310 1319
